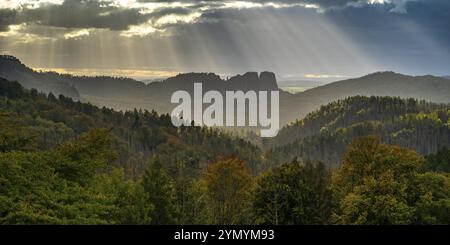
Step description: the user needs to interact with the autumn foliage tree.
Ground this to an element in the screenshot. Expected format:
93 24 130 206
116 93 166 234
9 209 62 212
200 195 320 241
332 136 450 224
201 157 253 224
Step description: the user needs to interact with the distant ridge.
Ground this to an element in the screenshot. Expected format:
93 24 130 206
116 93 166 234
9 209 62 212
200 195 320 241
1 55 450 126
280 71 450 124
0 55 280 114
0 55 80 99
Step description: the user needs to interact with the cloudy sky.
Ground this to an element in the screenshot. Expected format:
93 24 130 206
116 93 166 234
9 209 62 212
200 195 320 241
0 0 449 81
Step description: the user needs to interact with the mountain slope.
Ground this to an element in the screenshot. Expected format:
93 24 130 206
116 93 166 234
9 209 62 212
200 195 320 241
0 55 280 117
2 56 450 127
280 72 450 125
0 77 264 175
265 96 450 168
0 55 80 99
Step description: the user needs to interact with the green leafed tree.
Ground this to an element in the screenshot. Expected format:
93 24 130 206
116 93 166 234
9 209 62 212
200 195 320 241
52 129 116 185
424 146 450 173
0 129 118 224
252 160 332 224
142 157 179 225
92 169 154 224
332 135 450 224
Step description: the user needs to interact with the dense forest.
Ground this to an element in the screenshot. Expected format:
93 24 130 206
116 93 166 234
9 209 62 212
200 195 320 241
264 96 450 168
0 78 449 224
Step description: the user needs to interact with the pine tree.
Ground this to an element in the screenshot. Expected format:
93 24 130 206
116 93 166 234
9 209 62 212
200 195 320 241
142 157 179 224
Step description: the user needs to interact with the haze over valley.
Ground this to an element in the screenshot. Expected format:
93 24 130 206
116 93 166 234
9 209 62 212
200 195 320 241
2 55 450 128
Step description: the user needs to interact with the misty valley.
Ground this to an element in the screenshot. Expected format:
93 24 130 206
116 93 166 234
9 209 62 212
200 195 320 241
170 83 280 137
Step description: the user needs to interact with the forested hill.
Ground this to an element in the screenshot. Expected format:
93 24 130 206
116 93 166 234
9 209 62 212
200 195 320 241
0 77 264 176
0 55 80 99
280 72 450 124
264 96 450 168
3 55 450 127
0 55 279 115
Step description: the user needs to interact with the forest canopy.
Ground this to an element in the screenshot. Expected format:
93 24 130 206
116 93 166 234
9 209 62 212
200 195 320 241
0 78 449 224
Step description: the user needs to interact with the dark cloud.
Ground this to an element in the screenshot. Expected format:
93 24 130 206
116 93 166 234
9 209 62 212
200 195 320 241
0 0 213 33
323 0 450 74
326 0 450 37
148 6 194 23
0 0 423 34
254 0 360 8
17 0 150 30
0 9 19 32
136 0 378 10
0 0 153 31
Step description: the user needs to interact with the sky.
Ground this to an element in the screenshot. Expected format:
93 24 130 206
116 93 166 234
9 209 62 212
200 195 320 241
0 0 449 81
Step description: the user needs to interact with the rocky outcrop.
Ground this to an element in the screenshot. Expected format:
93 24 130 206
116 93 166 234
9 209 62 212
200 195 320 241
228 71 278 91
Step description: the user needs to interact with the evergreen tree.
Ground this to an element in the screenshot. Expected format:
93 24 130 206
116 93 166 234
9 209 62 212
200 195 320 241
252 160 332 224
424 146 450 172
142 157 179 224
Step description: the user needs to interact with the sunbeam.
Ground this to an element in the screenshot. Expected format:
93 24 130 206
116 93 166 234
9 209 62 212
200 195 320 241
0 0 448 79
